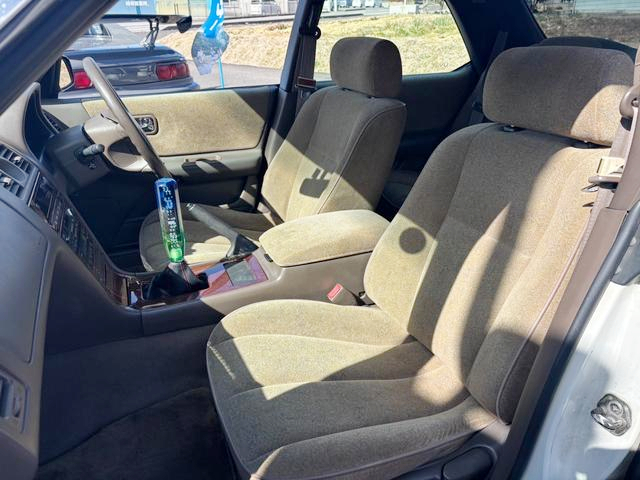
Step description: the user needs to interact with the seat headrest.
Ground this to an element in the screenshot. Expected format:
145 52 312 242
484 46 633 146
330 37 402 98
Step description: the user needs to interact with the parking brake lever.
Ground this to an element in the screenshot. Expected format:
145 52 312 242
185 203 258 261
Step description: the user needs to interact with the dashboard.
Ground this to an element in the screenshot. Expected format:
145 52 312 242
29 173 129 302
0 82 256 478
0 84 130 479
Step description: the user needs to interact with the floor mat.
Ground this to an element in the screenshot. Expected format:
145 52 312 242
37 388 234 480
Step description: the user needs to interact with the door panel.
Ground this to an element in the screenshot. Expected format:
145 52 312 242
43 86 277 269
162 148 263 182
383 65 477 218
82 88 273 156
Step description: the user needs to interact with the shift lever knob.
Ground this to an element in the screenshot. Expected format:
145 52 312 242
154 178 186 263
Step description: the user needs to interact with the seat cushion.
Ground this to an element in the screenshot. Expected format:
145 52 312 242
207 300 495 480
139 205 278 271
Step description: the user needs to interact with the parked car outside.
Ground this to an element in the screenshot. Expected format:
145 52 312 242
61 23 198 98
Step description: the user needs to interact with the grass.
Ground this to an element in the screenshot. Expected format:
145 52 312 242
162 14 470 75
315 14 469 74
163 11 640 77
534 12 640 47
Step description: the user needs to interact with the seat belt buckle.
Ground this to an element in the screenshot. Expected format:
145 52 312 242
587 156 624 189
327 283 360 306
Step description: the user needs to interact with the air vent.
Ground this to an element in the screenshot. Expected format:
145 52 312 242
0 145 33 198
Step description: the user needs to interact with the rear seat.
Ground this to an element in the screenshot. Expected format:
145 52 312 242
381 35 638 214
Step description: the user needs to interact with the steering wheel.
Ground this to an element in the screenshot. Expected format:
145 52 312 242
82 57 258 261
82 57 171 178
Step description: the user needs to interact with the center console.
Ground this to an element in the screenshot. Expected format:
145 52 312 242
30 166 389 340
30 172 272 308
129 254 269 307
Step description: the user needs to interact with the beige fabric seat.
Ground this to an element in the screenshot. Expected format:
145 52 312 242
207 46 632 479
140 37 406 270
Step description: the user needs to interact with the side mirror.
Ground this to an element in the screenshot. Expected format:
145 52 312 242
58 57 74 91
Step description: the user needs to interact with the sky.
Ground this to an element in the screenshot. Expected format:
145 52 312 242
0 0 26 20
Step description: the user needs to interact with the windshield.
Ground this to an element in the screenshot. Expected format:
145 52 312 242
528 0 640 49
0 0 30 28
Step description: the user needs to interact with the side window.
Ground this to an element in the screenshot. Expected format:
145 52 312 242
528 1 640 49
314 1 469 80
157 17 291 89
59 1 298 99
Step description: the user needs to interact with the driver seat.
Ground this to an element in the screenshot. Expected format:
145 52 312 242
206 46 632 479
139 37 406 270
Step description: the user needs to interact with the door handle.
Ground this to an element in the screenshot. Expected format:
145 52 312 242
134 115 158 135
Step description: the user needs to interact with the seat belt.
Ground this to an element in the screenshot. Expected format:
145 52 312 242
575 104 637 259
295 28 319 114
263 0 321 163
466 30 509 125
294 1 323 115
490 58 640 480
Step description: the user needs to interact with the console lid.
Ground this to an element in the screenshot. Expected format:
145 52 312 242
259 210 389 267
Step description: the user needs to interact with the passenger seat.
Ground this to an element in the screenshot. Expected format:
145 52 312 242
206 46 632 479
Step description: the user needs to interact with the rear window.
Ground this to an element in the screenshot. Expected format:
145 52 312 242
529 0 640 49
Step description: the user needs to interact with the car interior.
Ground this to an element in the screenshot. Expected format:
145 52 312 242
1 0 639 479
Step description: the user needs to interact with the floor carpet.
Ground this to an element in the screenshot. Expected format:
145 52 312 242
37 388 234 480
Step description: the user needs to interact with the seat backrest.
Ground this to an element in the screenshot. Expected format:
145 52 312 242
364 46 633 423
261 37 406 222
